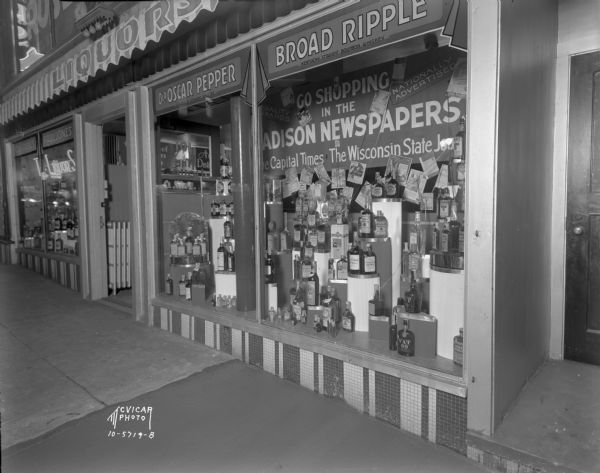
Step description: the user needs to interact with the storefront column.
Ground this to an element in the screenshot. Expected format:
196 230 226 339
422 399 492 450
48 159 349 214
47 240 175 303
230 95 256 311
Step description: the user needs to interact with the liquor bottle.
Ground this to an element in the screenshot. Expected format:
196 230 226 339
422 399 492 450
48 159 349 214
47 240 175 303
348 232 363 275
329 286 341 327
304 262 320 306
438 188 451 219
223 216 233 240
449 218 460 253
267 221 279 254
178 274 186 296
368 284 383 317
55 232 63 252
336 256 348 280
307 227 318 249
440 219 450 253
397 319 415 357
165 274 173 295
389 313 398 351
177 237 186 257
184 227 195 255
316 216 330 251
66 210 74 239
200 232 208 262
280 225 291 251
294 192 304 217
291 281 305 323
211 200 218 217
324 286 341 337
217 237 227 271
359 195 374 238
373 210 388 238
303 236 315 260
328 258 335 281
362 243 377 275
432 219 442 251
453 116 466 163
226 243 235 272
170 234 179 257
306 196 318 228
54 213 62 233
227 201 235 216
453 328 464 366
401 242 410 282
219 200 227 217
47 233 55 251
342 301 355 332
185 272 192 301
405 273 421 313
192 237 201 257
385 168 400 198
293 218 305 249
372 172 385 198
265 251 275 283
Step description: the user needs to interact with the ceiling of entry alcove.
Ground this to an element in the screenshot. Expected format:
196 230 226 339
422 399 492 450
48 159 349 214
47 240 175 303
166 30 448 127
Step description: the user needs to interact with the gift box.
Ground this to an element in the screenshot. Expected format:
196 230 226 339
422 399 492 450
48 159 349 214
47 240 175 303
398 313 437 358
369 315 391 342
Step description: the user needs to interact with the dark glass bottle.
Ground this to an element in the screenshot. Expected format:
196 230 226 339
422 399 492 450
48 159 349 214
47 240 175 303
368 284 383 317
389 313 398 351
405 273 421 313
397 319 415 357
304 262 320 306
359 196 374 238
453 116 466 163
265 251 275 283
348 231 362 275
342 301 355 332
362 243 377 275
184 227 195 255
185 271 192 301
178 274 186 296
223 216 233 240
216 237 227 271
166 274 173 295
385 168 400 198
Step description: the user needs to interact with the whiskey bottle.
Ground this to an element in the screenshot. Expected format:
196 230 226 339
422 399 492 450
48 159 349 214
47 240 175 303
359 195 374 238
362 243 377 275
47 233 55 251
185 272 192 301
348 231 362 275
328 258 335 281
226 243 235 272
184 227 195 255
385 168 400 198
440 219 450 253
397 319 415 357
405 273 421 314
373 210 388 238
342 301 355 332
177 237 186 257
192 237 201 257
336 256 348 280
178 274 186 297
303 236 315 260
293 218 305 249
216 237 227 271
305 262 320 306
389 313 398 351
316 217 330 251
55 232 63 252
368 284 383 317
280 225 291 251
372 172 385 198
165 274 173 295
453 116 466 163
265 251 275 284
438 188 451 219
401 242 410 282
453 328 464 366
223 216 233 240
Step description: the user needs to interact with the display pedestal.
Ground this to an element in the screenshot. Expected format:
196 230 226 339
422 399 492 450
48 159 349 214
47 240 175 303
314 250 329 291
359 237 392 315
372 198 402 305
347 274 380 332
429 266 464 359
208 218 225 265
266 282 278 312
215 271 236 297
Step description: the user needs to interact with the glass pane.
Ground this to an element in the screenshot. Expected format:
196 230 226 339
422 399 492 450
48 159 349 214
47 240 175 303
16 153 44 249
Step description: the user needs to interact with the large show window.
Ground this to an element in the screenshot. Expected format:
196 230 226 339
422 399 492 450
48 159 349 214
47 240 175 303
258 35 468 375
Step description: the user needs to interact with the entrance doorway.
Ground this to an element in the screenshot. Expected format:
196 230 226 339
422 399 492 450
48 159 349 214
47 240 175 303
565 50 600 365
102 118 132 310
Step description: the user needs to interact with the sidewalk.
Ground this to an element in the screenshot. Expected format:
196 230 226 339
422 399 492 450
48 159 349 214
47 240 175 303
0 264 492 472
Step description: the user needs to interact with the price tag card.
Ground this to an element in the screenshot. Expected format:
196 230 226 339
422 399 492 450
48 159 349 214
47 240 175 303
300 165 314 185
347 162 366 185
370 90 391 115
331 168 346 189
342 186 354 202
421 192 434 211
420 155 439 179
355 183 371 209
315 163 331 183
403 189 420 204
434 164 449 188
396 156 412 183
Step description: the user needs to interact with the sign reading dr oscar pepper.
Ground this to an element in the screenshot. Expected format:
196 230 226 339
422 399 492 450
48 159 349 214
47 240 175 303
155 56 242 112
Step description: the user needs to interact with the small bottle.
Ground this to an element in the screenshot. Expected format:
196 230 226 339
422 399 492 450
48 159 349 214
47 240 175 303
359 195 374 238
440 219 450 253
280 225 291 251
305 262 320 306
223 216 233 240
438 188 452 219
348 231 362 275
368 284 383 317
210 200 218 217
303 236 315 260
362 243 377 275
342 301 355 332
371 172 385 198
192 236 201 257
453 328 464 366
336 256 348 280
184 227 195 255
385 168 399 198
316 217 330 251
265 251 275 284
217 237 227 271
185 272 192 301
453 116 466 163
293 218 305 249
178 274 187 296
401 242 410 282
397 319 415 357
226 243 235 272
47 233 55 251
405 273 421 313
165 274 173 295
170 235 179 257
55 232 63 252
177 237 186 257
389 313 398 351
327 258 335 281
373 210 388 238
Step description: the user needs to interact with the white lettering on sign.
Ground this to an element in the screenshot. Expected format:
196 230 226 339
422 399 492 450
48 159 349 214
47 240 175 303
275 28 333 67
34 149 76 180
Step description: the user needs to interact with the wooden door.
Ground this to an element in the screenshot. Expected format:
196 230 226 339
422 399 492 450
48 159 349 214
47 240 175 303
565 51 600 365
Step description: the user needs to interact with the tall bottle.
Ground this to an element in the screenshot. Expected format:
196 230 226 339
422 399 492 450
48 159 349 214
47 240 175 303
170 235 179 257
453 328 464 366
359 194 374 238
368 283 383 317
316 215 330 251
178 273 187 296
401 242 410 282
185 271 192 301
453 116 466 163
342 301 355 332
405 273 421 313
265 251 275 284
362 243 377 275
267 221 279 254
336 255 348 280
385 167 400 198
223 216 234 240
216 237 227 271
389 312 398 351
348 231 363 275
373 210 388 238
280 225 291 252
397 319 415 357
304 261 320 306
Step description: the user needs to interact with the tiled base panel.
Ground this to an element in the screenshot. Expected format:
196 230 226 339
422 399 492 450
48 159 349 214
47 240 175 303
18 251 80 292
152 305 467 455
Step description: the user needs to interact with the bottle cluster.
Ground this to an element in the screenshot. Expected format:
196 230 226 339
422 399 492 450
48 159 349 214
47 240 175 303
169 225 209 264
210 200 234 218
216 217 235 272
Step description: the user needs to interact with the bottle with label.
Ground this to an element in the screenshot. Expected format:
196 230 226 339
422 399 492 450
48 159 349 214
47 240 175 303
55 232 63 252
389 313 398 351
405 273 421 313
280 225 291 251
185 272 192 301
178 274 186 297
184 227 195 255
307 227 318 249
169 235 178 256
66 211 74 239
440 219 450 253
210 200 218 217
385 168 400 198
348 232 363 275
165 274 173 295
200 232 208 262
336 256 348 280
401 242 410 282
453 116 466 163
219 201 227 217
328 258 335 281
223 216 233 240
397 319 415 357
47 233 55 251
192 237 201 257
432 219 443 251
362 243 377 275
373 210 388 238
216 237 227 271
371 172 385 198
359 195 374 238
453 328 464 366
306 197 318 229
293 218 305 249
368 284 383 317
304 262 320 306
177 237 186 257
303 236 315 260
342 301 355 332
267 221 279 254
438 188 452 219
316 217 330 251
226 242 235 272
265 251 275 284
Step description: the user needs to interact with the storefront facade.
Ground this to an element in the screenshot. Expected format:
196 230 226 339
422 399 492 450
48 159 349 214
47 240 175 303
2 0 597 468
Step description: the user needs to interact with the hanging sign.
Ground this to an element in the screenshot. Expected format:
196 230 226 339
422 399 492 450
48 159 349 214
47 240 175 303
154 50 249 115
262 46 465 176
259 0 450 81
1 0 219 125
14 136 38 157
42 122 74 148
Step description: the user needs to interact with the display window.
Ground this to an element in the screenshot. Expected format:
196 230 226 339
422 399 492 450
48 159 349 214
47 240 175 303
259 35 467 374
14 121 80 256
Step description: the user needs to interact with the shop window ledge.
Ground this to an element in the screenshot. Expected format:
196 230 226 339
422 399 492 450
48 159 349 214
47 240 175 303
16 247 80 264
153 294 467 397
